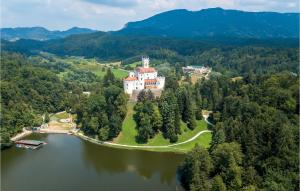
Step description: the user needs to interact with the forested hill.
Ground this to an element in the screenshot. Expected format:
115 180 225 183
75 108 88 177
118 8 299 38
2 34 298 76
0 27 97 41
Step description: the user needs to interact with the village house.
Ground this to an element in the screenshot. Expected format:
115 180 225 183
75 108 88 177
182 66 211 74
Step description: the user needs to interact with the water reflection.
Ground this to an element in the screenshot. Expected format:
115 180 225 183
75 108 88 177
1 134 185 191
81 138 184 184
1 134 49 173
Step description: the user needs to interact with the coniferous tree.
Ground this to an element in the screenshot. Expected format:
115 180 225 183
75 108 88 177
211 176 227 191
44 112 50 123
103 68 116 87
133 101 162 143
108 113 122 138
209 123 226 153
211 142 244 191
179 145 213 191
159 90 181 142
136 115 154 143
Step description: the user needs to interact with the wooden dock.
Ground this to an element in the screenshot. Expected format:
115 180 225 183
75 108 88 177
15 140 46 149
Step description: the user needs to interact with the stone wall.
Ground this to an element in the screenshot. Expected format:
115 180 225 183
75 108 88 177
129 89 163 102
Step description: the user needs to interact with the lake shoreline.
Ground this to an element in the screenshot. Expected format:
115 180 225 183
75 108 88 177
74 131 189 154
10 128 33 142
9 123 212 154
3 133 185 191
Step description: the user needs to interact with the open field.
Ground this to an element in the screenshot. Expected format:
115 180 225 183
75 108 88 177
114 102 212 152
48 111 74 131
31 53 128 79
128 61 141 68
50 111 69 120
48 121 73 130
74 61 128 78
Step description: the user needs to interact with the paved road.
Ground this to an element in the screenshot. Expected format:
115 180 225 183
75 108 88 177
203 116 214 127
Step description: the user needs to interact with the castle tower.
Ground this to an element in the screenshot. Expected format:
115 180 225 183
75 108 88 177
142 57 149 68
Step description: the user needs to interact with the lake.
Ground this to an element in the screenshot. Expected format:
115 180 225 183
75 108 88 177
1 133 185 191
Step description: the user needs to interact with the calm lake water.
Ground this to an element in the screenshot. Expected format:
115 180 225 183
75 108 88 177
1 134 185 191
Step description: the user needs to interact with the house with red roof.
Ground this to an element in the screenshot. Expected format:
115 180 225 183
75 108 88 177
123 57 165 95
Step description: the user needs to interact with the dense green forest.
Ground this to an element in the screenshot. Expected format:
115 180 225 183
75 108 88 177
2 34 298 76
178 72 299 190
0 52 67 143
0 52 124 145
73 69 128 141
132 84 202 144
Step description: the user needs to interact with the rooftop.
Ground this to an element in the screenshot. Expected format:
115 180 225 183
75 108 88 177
136 67 156 73
144 79 157 83
124 76 138 81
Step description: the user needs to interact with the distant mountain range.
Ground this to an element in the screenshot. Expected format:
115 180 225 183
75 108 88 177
1 8 299 42
0 27 97 41
118 8 299 39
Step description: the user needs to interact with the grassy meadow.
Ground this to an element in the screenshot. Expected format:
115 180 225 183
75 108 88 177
31 53 128 79
114 102 212 152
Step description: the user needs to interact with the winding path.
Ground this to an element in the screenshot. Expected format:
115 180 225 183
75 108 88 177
76 130 212 149
203 114 214 127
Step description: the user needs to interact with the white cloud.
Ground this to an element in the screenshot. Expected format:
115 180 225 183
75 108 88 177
1 0 299 31
82 0 138 7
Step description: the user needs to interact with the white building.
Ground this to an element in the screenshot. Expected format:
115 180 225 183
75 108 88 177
182 66 211 74
123 57 165 95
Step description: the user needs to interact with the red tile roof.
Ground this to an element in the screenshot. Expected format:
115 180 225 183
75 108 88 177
124 76 138 81
136 67 156 73
144 79 157 83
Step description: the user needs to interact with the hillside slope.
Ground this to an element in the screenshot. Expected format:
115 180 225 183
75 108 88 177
118 8 299 38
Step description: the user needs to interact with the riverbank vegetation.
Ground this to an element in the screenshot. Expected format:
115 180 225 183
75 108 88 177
1 52 68 144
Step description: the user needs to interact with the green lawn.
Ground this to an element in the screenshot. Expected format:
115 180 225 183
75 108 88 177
92 68 128 78
36 53 128 79
173 132 212 150
128 61 141 68
111 68 128 78
75 62 128 79
50 111 69 121
114 102 212 152
114 103 138 144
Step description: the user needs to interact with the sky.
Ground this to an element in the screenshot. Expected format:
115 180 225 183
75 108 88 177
1 0 299 31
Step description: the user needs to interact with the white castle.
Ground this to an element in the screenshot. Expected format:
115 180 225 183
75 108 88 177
123 57 165 95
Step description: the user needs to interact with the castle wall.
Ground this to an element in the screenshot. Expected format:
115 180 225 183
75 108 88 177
156 77 165 89
124 81 132 94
